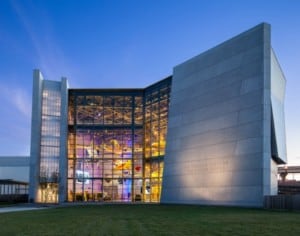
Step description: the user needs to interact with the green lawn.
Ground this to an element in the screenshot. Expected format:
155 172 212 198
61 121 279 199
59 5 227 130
0 204 300 236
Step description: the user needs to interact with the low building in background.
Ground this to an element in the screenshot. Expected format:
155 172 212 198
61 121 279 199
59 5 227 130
0 156 29 182
278 165 300 195
0 156 29 203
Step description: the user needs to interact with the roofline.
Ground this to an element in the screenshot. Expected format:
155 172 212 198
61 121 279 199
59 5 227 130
68 75 172 92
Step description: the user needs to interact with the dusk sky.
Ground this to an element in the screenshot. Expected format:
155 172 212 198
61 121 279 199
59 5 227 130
0 0 299 164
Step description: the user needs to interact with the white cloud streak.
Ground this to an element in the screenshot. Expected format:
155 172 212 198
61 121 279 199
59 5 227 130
10 0 79 84
0 83 31 119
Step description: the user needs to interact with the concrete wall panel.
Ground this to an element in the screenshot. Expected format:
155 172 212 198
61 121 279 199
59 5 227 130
161 23 275 207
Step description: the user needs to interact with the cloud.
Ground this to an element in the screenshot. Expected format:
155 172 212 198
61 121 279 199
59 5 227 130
13 87 31 118
0 82 31 155
0 83 31 118
10 1 79 84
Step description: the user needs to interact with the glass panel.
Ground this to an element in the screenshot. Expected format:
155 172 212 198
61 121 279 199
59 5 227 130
143 178 151 202
68 95 75 124
103 178 113 201
133 159 143 178
39 88 61 203
133 129 143 156
67 78 171 203
150 178 161 202
134 96 143 125
68 159 75 178
133 179 143 201
67 179 74 201
38 183 58 203
103 97 113 124
144 162 150 178
94 104 103 124
93 160 103 178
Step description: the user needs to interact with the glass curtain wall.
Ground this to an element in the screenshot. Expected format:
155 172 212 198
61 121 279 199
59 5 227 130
67 77 171 203
68 91 144 202
38 88 61 203
144 79 171 202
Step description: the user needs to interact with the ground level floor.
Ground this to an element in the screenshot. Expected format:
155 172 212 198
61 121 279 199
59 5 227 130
37 177 162 203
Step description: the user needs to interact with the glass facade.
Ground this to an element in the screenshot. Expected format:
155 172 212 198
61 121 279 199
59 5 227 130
38 84 62 203
67 77 171 202
144 81 170 202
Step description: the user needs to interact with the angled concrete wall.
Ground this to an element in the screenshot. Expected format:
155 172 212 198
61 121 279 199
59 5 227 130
161 23 280 207
268 49 287 195
270 49 287 164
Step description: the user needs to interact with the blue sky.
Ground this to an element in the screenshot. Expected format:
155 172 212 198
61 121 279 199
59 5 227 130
0 0 299 164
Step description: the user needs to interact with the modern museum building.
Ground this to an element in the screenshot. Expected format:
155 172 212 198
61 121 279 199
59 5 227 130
27 23 286 207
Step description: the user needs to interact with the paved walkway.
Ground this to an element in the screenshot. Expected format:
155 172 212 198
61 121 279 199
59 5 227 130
0 206 48 213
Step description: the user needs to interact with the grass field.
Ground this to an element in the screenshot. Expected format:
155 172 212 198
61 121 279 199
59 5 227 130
0 204 300 236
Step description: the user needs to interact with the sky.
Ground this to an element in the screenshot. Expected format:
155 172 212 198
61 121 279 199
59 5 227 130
0 0 299 164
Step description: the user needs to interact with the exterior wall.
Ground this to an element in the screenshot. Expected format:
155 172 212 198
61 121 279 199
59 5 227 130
29 70 43 202
26 23 286 206
270 49 287 163
270 159 278 194
67 90 145 203
161 23 276 207
59 78 68 203
268 49 287 195
0 156 29 182
29 70 68 203
66 79 171 203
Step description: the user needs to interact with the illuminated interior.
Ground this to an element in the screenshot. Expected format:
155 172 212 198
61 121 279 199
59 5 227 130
67 77 171 202
38 88 61 203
